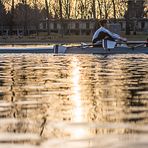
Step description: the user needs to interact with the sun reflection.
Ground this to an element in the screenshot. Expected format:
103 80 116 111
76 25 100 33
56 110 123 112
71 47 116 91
71 57 82 122
70 57 89 139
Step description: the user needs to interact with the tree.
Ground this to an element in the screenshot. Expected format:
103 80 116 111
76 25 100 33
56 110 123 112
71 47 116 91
31 3 42 35
77 0 90 19
63 0 71 19
125 0 145 35
45 0 50 35
59 0 63 19
97 0 102 19
8 0 14 35
92 0 96 19
116 0 127 18
73 0 78 18
0 0 7 26
59 0 64 36
13 2 30 35
103 0 112 19
20 0 28 35
112 0 116 20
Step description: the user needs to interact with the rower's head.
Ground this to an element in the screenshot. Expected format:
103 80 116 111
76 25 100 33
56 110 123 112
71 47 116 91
99 19 108 27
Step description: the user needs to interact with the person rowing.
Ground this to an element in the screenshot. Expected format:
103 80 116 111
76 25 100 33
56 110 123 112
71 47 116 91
92 19 127 47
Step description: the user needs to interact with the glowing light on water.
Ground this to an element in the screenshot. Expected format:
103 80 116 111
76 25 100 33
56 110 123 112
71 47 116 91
69 57 89 139
71 57 82 122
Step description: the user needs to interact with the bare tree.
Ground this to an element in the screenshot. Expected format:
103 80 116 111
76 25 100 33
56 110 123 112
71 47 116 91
59 0 63 19
45 0 50 35
9 0 14 35
2 0 133 20
32 0 42 35
63 0 71 19
116 0 127 18
0 0 7 29
73 0 79 18
58 0 64 36
97 0 102 19
77 0 90 19
112 0 116 20
105 0 113 19
22 0 28 35
92 0 96 19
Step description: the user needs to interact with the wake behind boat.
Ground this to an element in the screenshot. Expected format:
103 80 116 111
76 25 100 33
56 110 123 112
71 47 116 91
0 40 147 54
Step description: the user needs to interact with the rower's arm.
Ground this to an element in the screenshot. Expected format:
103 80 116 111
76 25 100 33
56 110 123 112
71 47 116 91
112 33 127 42
104 28 127 42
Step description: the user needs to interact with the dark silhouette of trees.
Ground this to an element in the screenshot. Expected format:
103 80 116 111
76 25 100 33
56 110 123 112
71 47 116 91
31 4 42 35
45 0 50 35
112 0 116 20
0 0 7 25
125 0 145 35
13 2 42 35
59 0 64 36
9 0 14 35
92 0 96 19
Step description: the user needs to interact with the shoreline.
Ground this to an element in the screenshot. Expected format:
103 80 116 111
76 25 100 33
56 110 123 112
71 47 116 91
0 34 147 45
0 39 90 45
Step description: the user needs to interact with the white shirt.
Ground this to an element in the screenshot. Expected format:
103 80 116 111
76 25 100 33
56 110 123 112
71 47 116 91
92 27 122 42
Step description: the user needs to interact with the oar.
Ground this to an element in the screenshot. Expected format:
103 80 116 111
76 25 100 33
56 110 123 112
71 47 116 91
70 40 147 49
81 40 126 49
126 41 147 45
126 40 147 49
80 42 93 48
129 43 146 50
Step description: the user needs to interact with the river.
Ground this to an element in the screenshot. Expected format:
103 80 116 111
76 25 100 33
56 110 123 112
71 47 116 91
0 53 148 148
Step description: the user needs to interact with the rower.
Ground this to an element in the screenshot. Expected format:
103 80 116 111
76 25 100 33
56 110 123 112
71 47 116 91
92 19 127 47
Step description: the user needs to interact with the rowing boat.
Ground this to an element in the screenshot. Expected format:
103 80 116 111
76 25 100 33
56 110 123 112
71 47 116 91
65 46 148 54
0 46 147 54
0 40 147 54
53 40 148 54
0 46 53 53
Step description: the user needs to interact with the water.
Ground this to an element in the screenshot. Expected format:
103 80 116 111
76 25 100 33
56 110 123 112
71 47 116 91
0 53 148 148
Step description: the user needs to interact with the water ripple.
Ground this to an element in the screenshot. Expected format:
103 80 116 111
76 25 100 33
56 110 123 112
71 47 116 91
0 54 147 148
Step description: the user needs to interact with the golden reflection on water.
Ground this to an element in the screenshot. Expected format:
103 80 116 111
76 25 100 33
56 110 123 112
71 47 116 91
71 57 82 122
0 54 148 148
70 57 89 139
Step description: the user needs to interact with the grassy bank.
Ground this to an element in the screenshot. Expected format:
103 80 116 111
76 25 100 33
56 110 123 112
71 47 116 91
125 34 148 41
0 33 147 45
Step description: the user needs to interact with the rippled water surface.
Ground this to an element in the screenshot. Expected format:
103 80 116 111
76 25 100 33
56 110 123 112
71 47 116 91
0 54 148 148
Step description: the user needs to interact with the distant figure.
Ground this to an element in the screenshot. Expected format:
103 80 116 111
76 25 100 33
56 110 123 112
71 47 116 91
92 19 127 46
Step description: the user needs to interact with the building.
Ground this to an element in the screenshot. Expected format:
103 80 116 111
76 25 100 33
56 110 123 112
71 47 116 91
0 19 148 36
39 19 148 35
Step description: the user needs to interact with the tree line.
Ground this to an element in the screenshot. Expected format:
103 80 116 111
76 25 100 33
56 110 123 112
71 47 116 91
0 0 146 35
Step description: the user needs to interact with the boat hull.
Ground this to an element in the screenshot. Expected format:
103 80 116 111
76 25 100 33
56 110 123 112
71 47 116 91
0 46 147 54
0 47 54 53
65 46 148 54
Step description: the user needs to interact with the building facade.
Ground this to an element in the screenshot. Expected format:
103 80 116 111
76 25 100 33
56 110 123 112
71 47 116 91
39 19 148 35
0 19 148 36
